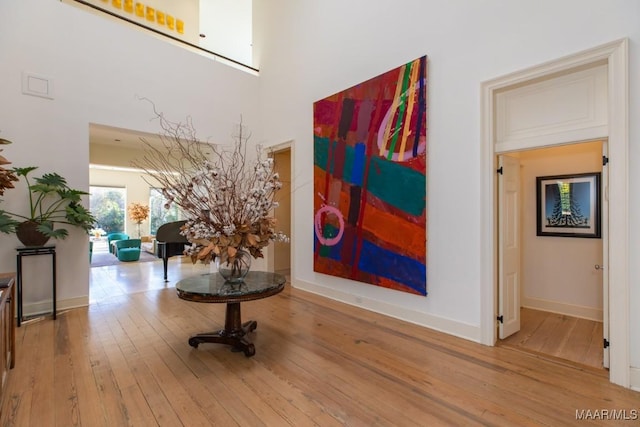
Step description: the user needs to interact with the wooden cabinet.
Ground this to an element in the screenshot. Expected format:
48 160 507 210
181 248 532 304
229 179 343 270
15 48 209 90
0 273 15 405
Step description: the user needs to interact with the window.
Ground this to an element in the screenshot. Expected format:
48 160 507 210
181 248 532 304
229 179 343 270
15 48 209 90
89 186 126 234
149 188 180 235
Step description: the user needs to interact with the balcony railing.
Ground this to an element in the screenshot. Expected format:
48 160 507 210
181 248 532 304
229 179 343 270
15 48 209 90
64 0 258 74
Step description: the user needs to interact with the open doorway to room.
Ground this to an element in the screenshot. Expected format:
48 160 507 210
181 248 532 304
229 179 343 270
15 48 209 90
88 123 208 301
271 146 292 276
496 141 606 370
89 124 169 270
482 39 628 387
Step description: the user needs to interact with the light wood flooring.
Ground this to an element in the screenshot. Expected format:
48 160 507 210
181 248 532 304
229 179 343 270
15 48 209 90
499 308 604 370
1 259 638 426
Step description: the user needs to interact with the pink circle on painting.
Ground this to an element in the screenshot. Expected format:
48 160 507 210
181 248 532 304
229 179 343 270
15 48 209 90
314 206 345 246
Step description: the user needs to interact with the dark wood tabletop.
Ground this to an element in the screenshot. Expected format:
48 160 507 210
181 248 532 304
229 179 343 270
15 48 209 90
176 271 286 303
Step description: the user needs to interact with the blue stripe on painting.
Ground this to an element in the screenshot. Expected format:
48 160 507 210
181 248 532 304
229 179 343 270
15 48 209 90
351 143 366 186
358 239 426 295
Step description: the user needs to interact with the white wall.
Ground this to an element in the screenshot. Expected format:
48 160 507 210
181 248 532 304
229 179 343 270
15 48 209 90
519 142 603 321
253 0 640 371
199 0 252 66
0 0 259 314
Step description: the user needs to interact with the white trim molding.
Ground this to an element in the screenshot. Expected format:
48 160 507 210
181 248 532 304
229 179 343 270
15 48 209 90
23 295 89 320
295 278 481 342
495 64 608 152
521 296 603 322
480 39 629 388
630 367 640 392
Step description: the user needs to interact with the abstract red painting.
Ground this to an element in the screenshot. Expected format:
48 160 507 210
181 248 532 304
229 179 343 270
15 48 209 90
313 56 427 295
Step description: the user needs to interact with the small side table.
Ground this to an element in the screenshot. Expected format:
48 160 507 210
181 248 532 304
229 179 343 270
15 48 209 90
176 271 286 357
16 245 56 327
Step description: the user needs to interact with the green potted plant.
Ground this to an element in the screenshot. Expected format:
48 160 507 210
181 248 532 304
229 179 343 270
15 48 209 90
0 166 96 246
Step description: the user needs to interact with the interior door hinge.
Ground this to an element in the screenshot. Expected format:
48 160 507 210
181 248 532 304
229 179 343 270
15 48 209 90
604 338 610 349
496 166 503 175
603 155 609 166
497 315 504 324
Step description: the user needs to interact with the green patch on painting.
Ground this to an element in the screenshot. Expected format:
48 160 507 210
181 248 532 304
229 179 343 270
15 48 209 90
314 136 331 172
367 156 425 216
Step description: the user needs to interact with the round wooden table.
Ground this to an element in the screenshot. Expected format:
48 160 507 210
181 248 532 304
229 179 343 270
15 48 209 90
176 271 286 357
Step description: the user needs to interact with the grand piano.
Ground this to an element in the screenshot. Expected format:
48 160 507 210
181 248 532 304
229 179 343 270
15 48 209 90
155 220 189 281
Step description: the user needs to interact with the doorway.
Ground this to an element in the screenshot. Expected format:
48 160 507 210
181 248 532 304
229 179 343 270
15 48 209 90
480 39 629 387
271 145 292 275
496 141 605 369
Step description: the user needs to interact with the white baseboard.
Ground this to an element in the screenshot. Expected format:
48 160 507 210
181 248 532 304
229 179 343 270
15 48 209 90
294 278 481 343
522 296 602 321
21 295 89 318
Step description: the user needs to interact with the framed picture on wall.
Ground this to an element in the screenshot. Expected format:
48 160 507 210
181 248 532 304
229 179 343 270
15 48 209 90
536 172 601 238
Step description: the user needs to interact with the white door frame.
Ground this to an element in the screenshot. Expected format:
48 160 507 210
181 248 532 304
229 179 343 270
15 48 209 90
480 39 629 387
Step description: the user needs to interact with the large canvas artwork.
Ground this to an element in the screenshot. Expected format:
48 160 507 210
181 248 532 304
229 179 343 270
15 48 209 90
313 56 428 296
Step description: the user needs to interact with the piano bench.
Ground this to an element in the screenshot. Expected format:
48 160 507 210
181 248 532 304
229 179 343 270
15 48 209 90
117 247 141 262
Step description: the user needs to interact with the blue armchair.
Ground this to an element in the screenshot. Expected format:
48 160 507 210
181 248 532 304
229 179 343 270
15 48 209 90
115 239 142 262
107 232 129 254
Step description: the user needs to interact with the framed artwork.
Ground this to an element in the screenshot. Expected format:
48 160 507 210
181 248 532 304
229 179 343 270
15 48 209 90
536 172 601 238
313 56 428 296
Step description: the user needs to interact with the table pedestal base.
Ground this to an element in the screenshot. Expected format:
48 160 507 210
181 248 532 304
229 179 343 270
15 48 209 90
187 302 257 357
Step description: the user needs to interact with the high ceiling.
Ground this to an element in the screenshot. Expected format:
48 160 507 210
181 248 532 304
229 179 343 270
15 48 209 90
90 123 163 150
89 122 216 171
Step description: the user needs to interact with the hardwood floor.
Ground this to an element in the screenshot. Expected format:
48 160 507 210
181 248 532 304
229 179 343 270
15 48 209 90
88 253 211 304
1 260 637 426
499 308 604 370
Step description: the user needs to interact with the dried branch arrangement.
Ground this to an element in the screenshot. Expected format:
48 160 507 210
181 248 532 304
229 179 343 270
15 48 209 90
133 106 288 264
